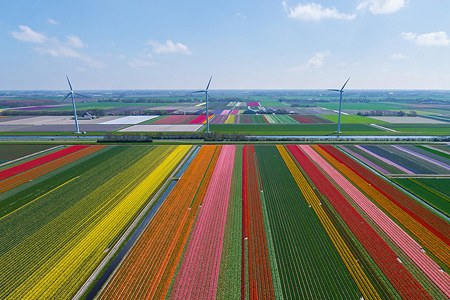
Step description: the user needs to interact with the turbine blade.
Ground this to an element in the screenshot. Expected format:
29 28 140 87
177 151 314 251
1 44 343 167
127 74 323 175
205 75 212 90
340 77 351 91
191 90 206 94
327 89 340 92
62 92 72 102
66 75 73 91
74 93 89 98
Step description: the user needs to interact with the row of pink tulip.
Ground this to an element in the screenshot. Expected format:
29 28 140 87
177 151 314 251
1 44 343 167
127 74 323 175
392 145 450 171
355 145 414 174
170 145 236 299
300 145 450 298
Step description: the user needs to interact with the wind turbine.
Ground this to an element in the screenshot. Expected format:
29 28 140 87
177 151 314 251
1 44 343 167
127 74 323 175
62 75 88 134
328 77 350 134
192 76 213 134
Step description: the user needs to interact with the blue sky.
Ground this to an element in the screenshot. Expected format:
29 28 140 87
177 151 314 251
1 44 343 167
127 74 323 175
1 0 449 90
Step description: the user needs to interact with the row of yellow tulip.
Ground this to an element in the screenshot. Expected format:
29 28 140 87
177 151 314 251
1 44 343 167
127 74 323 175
4 145 191 299
314 146 450 267
277 145 381 300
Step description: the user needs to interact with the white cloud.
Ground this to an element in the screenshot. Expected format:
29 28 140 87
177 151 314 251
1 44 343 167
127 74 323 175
35 43 81 58
108 53 155 69
306 51 330 68
358 0 407 14
128 54 156 69
47 18 59 25
148 40 191 54
402 31 450 47
234 13 247 20
291 51 330 71
11 25 103 68
128 59 156 69
11 25 47 43
66 35 84 48
390 53 407 60
283 2 355 21
401 32 416 42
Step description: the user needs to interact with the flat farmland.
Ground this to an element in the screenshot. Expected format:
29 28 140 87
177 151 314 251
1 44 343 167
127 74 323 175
383 124 450 135
318 102 406 111
321 114 388 124
3 124 126 132
118 124 203 132
0 116 126 125
394 178 450 217
0 143 449 299
210 123 383 135
34 102 175 111
0 144 56 164
341 144 450 176
371 116 448 124
0 145 191 299
99 116 158 124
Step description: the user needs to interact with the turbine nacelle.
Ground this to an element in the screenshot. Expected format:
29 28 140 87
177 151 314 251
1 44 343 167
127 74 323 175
62 75 89 135
191 76 213 134
327 77 350 134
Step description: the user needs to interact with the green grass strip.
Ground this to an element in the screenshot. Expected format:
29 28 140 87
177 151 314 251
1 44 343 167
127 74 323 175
394 178 450 218
217 145 243 299
255 145 360 299
0 146 126 219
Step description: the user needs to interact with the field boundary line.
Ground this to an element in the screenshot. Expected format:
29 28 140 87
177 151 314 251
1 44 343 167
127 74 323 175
0 145 63 168
388 174 450 178
369 124 398 132
73 145 196 300
0 175 79 221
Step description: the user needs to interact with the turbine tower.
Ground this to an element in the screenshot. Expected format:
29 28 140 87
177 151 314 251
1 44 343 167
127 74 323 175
192 76 212 134
328 77 350 134
62 76 88 134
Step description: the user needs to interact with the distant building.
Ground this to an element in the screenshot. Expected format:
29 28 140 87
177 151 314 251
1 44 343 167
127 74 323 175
76 112 96 120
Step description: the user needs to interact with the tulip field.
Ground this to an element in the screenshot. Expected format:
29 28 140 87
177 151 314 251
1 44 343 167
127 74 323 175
0 143 449 299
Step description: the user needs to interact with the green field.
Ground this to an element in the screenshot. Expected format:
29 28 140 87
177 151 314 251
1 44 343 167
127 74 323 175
255 145 360 299
394 178 450 217
44 102 179 112
321 114 388 124
210 124 383 135
0 144 55 164
385 124 450 135
418 146 450 160
318 102 405 111
139 115 166 124
265 115 298 124
0 145 185 299
260 101 289 107
216 146 242 299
